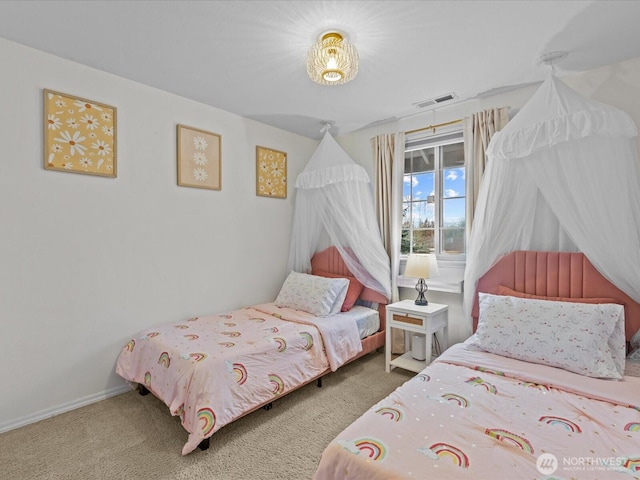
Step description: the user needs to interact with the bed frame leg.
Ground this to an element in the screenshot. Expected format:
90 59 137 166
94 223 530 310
317 377 322 388
263 402 273 411
138 384 150 396
198 438 210 451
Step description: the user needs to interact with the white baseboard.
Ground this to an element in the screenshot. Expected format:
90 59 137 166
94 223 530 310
0 384 132 434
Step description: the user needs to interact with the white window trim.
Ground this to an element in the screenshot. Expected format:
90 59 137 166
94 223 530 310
403 128 466 262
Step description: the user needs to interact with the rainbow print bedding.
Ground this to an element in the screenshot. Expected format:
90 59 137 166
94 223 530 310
313 343 640 479
116 302 358 455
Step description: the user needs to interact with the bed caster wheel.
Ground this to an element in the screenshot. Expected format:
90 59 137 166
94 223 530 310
138 384 150 396
263 402 273 411
198 438 210 451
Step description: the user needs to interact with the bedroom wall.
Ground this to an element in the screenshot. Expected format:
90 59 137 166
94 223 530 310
0 38 318 432
337 55 640 345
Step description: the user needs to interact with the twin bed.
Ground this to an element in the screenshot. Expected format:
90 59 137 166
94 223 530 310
116 246 388 455
314 251 640 479
117 248 640 478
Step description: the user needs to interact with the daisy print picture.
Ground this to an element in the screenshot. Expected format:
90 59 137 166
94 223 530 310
177 124 221 190
44 89 117 177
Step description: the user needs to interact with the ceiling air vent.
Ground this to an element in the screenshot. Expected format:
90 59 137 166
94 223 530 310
413 93 457 109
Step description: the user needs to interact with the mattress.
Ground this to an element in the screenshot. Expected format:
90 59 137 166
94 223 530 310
333 305 380 340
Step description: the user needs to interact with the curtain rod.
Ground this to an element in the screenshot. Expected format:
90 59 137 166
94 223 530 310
405 118 463 135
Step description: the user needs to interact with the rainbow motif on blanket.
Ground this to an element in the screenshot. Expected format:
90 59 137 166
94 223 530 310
413 373 431 382
622 457 640 472
189 353 208 362
197 407 216 436
519 381 550 391
250 317 265 323
441 393 469 407
338 438 387 461
465 376 497 394
300 332 314 350
146 332 160 339
174 325 189 329
125 339 135 352
428 442 470 468
233 363 248 385
184 334 199 340
218 314 233 319
158 352 171 368
144 371 151 386
485 428 534 454
187 316 199 322
629 405 640 412
223 331 241 337
265 326 279 334
375 407 404 422
269 374 285 395
273 337 287 352
624 422 640 432
223 322 236 327
218 342 235 348
539 416 582 433
474 366 505 376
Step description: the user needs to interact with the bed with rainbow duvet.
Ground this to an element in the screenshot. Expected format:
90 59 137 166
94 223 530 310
313 251 640 479
116 247 388 455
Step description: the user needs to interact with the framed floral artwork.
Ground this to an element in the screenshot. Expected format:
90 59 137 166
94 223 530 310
256 146 287 198
177 124 221 190
44 89 117 177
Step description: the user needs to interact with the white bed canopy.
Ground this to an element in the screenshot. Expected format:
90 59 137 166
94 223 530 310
464 74 640 328
287 131 391 300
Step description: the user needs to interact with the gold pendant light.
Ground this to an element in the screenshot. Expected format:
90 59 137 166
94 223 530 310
307 31 358 86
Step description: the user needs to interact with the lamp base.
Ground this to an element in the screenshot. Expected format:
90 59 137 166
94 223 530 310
414 294 429 306
414 278 429 306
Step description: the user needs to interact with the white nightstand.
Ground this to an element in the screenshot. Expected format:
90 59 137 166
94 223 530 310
385 300 448 373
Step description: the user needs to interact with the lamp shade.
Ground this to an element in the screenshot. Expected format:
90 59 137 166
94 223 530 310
404 254 440 279
307 31 358 86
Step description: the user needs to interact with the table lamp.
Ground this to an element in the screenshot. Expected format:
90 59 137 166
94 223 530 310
404 253 440 305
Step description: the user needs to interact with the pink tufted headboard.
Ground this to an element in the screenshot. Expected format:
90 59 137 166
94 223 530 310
472 251 640 342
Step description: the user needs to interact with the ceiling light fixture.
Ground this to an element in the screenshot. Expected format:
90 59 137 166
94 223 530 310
307 31 358 86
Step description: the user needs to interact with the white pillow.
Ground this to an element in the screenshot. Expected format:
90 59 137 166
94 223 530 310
274 271 349 317
469 293 625 379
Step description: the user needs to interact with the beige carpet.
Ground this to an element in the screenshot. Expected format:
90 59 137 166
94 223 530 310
1 351 413 480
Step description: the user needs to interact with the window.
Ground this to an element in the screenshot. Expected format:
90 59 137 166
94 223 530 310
402 131 465 259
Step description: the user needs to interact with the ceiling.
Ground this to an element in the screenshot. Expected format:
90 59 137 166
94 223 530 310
2 0 640 140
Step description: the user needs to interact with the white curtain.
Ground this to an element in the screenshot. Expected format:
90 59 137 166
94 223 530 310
372 132 405 352
288 132 391 300
371 132 405 303
463 107 509 237
463 74 640 324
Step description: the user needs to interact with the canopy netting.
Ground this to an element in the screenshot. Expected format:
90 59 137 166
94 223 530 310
287 132 391 300
463 74 640 332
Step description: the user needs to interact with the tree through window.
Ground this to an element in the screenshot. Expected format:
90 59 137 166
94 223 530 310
402 131 465 258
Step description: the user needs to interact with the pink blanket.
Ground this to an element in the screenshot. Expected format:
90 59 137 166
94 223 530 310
116 303 360 455
254 303 362 371
314 343 640 479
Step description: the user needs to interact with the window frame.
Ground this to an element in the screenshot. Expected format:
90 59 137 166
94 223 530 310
402 129 466 265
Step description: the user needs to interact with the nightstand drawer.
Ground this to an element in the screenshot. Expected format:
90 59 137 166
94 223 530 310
391 313 424 327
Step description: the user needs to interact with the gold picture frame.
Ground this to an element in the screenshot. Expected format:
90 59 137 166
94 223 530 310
256 146 287 198
44 89 117 177
177 125 221 190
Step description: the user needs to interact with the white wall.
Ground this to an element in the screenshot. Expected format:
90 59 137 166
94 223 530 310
0 38 318 432
338 56 640 345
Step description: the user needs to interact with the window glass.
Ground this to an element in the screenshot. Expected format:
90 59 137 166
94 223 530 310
403 131 465 259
